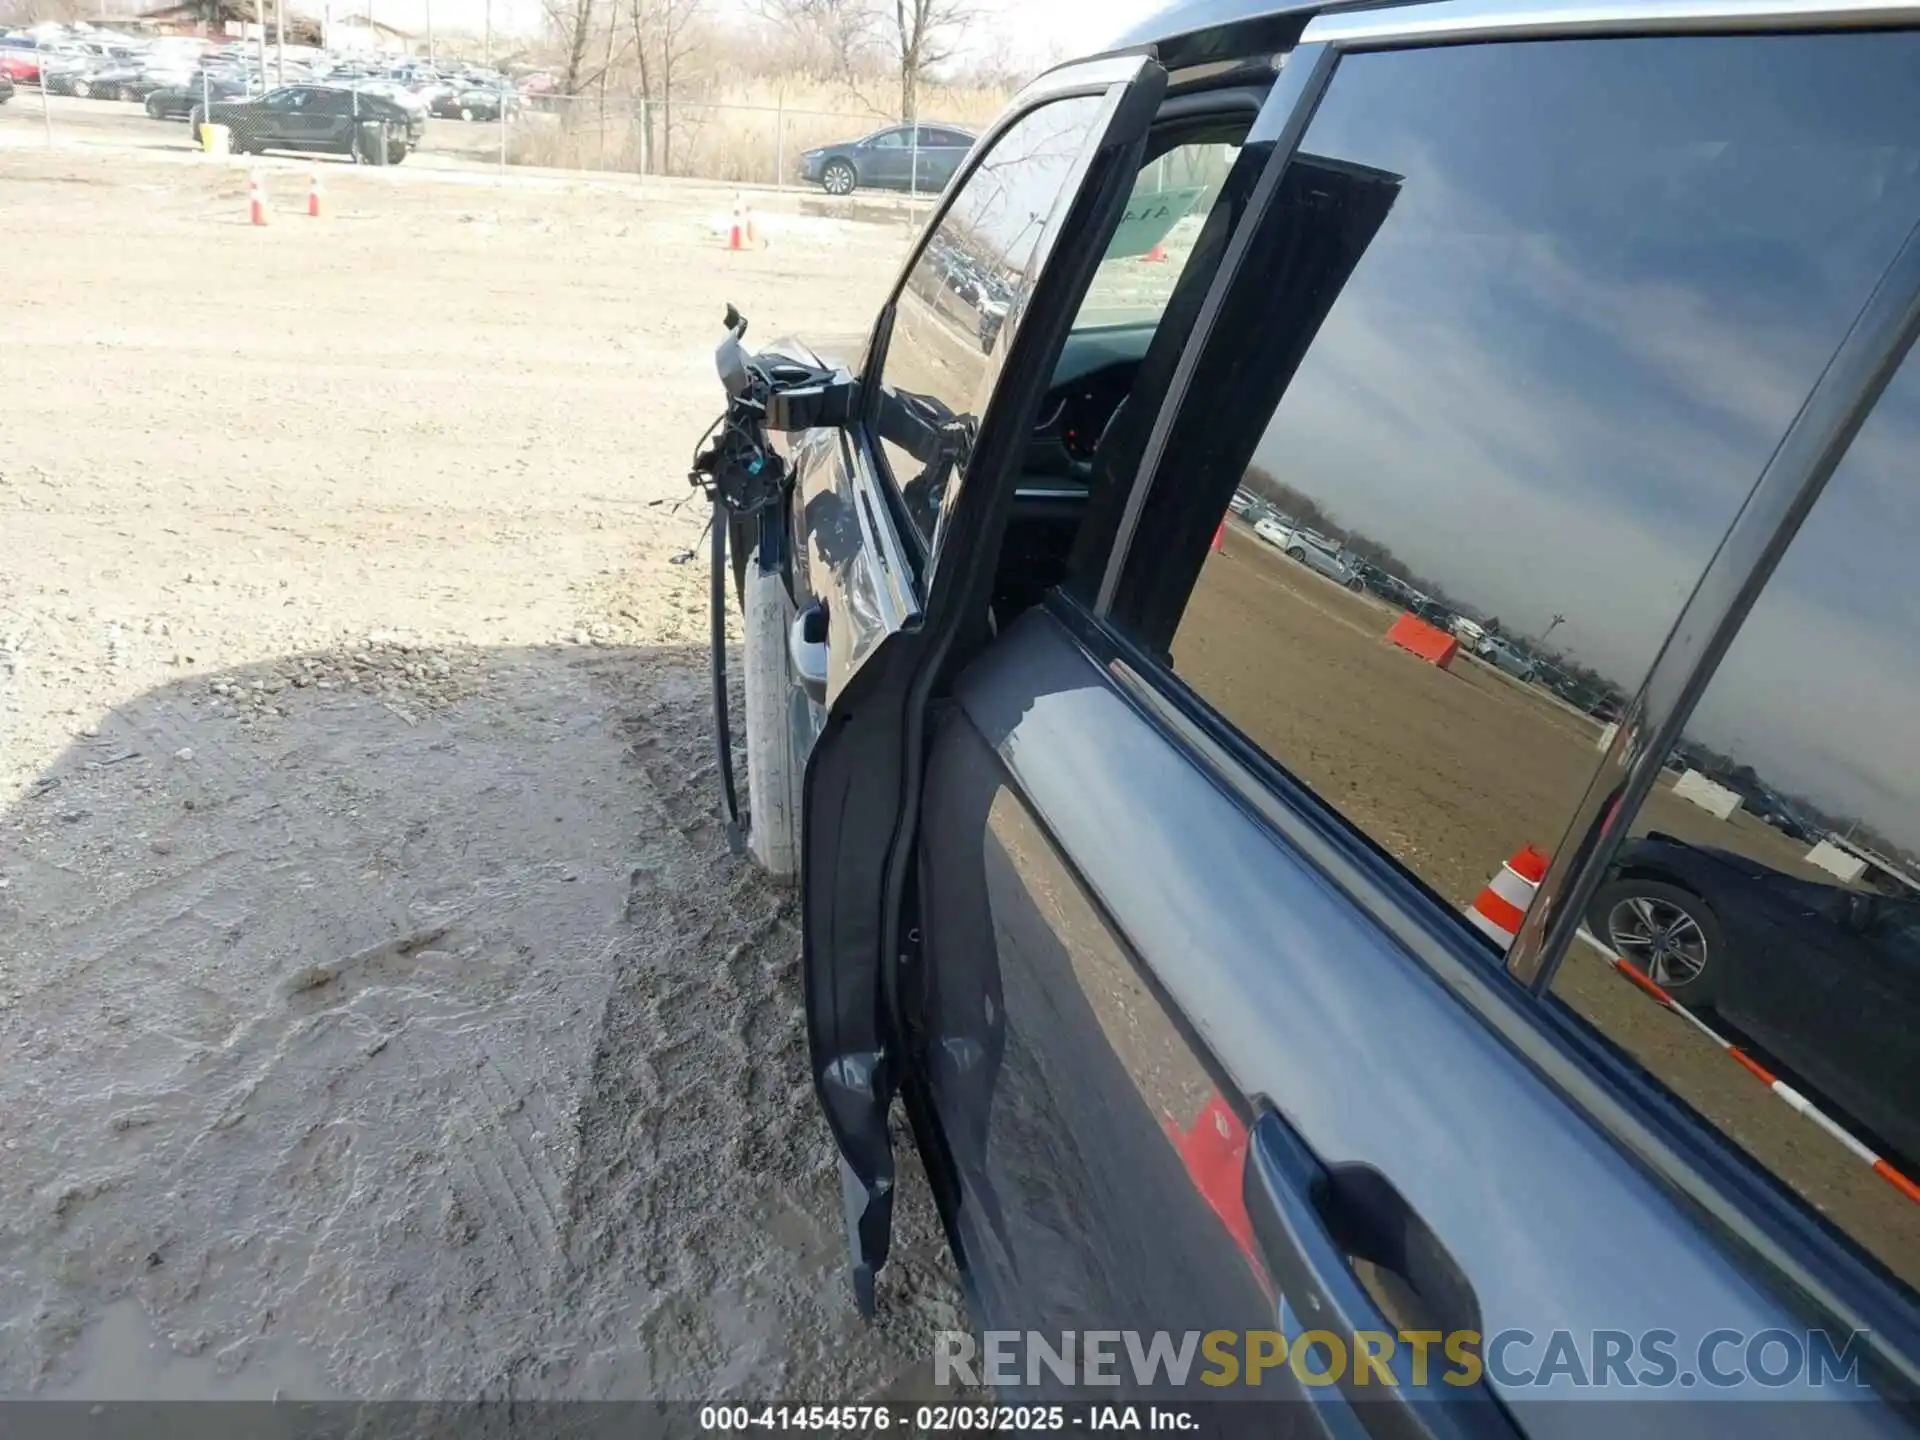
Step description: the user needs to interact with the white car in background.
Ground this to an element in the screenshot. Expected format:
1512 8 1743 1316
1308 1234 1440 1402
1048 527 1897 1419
1253 517 1366 591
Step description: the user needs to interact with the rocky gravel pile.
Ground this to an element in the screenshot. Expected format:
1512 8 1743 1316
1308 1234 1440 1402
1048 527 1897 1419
201 632 481 728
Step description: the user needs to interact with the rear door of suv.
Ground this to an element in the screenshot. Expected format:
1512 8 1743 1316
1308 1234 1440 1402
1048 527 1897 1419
897 8 1920 1430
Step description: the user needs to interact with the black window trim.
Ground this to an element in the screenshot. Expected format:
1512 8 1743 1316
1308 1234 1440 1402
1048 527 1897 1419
1080 17 1920 1389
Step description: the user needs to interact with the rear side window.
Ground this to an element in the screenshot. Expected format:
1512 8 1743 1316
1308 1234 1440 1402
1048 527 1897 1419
873 96 1108 545
1557 348 1920 1292
1153 32 1920 926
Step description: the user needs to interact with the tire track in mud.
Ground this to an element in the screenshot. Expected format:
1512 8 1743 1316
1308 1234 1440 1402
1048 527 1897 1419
514 653 966 1402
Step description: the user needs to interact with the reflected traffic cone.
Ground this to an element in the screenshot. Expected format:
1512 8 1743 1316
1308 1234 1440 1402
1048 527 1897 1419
1466 845 1550 951
307 165 322 218
1211 520 1226 553
248 169 267 227
1141 241 1168 263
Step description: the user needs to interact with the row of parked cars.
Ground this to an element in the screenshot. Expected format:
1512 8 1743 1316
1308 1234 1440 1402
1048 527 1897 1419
1234 488 1554 683
1 26 526 127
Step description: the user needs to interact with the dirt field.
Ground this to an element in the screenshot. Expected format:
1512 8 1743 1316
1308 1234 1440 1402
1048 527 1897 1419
0 145 969 1400
1181 532 1920 1290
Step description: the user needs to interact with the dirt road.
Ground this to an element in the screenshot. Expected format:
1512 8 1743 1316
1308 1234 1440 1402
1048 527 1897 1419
0 146 963 1399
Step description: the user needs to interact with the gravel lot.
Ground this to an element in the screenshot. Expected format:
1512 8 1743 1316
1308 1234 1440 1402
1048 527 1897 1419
0 145 964 1400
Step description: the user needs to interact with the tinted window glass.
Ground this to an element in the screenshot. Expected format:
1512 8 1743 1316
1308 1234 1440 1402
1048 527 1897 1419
869 128 907 149
1559 350 1920 1292
875 96 1106 545
1161 33 1920 921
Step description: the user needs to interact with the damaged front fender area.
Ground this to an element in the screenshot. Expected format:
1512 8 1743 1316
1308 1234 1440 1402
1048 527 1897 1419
801 661 915 1317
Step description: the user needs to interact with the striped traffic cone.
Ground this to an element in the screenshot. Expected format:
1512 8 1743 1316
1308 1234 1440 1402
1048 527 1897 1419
1466 845 1549 951
726 200 746 251
248 169 267 227
307 165 322 218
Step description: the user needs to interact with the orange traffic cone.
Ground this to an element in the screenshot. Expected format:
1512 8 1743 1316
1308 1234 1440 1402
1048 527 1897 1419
1211 519 1226 553
307 166 322 218
1466 845 1550 951
1141 241 1168 264
248 169 267 227
727 200 746 252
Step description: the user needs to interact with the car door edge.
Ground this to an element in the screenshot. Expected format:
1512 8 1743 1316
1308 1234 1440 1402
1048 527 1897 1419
801 54 1170 1313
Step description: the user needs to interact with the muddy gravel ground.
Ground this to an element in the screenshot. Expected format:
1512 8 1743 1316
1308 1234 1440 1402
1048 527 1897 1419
0 146 966 1400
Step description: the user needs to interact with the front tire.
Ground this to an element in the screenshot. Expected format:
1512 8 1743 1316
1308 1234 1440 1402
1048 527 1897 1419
822 159 856 196
1589 878 1723 1003
459 106 473 121
1286 546 1308 562
73 79 91 99
741 551 805 880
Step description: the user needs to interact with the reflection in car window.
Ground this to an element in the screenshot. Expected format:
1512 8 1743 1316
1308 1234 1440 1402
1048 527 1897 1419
1160 33 1920 922
874 96 1106 547
1559 350 1920 1292
870 128 908 149
1073 141 1239 331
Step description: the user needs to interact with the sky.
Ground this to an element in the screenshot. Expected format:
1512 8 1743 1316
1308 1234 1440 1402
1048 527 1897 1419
1240 33 1920 850
277 0 1168 71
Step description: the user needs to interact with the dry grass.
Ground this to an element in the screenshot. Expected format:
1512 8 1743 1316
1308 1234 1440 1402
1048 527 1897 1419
504 77 1014 184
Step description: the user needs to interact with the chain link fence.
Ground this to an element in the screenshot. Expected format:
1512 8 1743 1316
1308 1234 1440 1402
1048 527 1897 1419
1 75 965 196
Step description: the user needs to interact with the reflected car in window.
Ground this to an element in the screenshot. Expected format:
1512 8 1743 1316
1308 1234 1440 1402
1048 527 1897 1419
1588 833 1920 1169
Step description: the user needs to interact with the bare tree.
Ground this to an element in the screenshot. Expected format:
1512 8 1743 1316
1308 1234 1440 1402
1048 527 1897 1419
543 0 598 95
751 0 875 79
629 0 707 174
885 0 974 121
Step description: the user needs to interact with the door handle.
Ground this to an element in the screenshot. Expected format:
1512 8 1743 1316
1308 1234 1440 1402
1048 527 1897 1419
789 601 829 706
1245 1109 1518 1439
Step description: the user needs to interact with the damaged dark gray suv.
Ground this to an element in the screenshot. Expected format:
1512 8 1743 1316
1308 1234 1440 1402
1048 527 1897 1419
690 0 1920 1429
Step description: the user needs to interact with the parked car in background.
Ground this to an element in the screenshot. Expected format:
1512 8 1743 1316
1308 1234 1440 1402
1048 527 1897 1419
0 47 41 85
796 124 975 196
85 58 169 101
192 85 423 163
146 72 250 120
1476 633 1538 682
429 86 512 121
1587 834 1919 1168
1253 516 1366 589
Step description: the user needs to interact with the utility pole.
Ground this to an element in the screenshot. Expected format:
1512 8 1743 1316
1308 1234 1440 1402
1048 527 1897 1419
255 0 267 85
483 0 490 67
1542 612 1567 646
425 0 433 67
275 0 285 86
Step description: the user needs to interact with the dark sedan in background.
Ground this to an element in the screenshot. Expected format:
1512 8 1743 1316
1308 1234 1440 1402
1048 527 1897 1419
428 85 512 121
146 73 250 120
796 123 973 196
192 85 424 163
1589 833 1920 1168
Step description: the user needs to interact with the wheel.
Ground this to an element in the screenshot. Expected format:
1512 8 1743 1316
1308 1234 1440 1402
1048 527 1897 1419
822 159 856 196
1346 577 1366 593
1589 878 1723 1002
73 79 91 99
459 106 473 121
741 549 806 879
145 95 162 118
1286 546 1308 562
